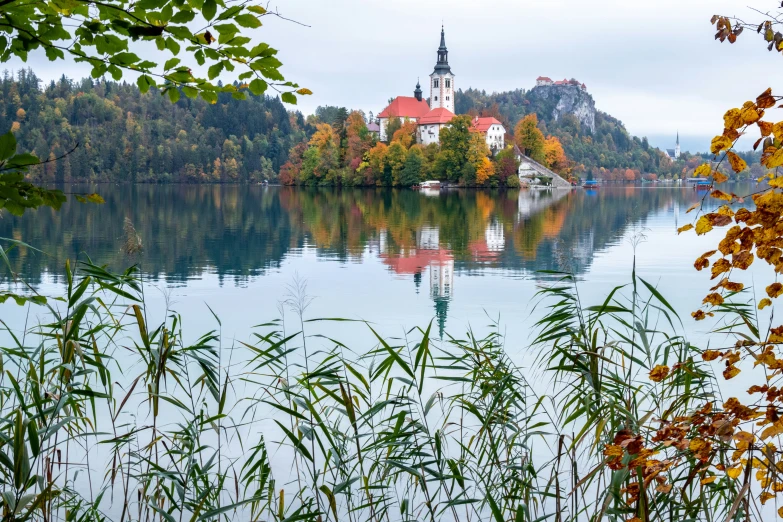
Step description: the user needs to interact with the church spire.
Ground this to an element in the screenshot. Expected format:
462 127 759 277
676 131 679 145
414 79 422 102
433 25 451 75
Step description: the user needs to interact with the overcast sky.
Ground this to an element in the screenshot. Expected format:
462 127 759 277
7 0 783 153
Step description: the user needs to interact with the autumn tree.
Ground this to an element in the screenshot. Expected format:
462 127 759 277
514 114 546 164
494 147 520 186
543 136 568 173
391 120 418 149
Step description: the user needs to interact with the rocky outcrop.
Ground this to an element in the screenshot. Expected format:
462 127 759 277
528 84 596 133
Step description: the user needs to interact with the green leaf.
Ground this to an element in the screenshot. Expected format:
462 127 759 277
170 10 195 23
281 92 296 105
0 132 17 162
202 0 216 21
207 62 223 80
248 78 266 96
234 14 261 28
164 58 180 70
167 88 180 103
137 74 154 94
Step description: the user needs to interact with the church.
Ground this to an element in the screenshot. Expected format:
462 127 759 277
376 27 506 151
665 132 681 160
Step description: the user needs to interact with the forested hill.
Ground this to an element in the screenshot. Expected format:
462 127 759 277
1 69 311 183
455 86 677 177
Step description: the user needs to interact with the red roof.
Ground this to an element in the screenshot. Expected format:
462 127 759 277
381 248 453 275
537 76 552 81
470 117 503 133
419 108 454 125
378 96 430 119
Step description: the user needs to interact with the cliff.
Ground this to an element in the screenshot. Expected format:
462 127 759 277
526 84 596 133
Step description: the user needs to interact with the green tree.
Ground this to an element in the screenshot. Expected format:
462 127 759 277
436 115 472 182
399 147 423 187
0 0 308 213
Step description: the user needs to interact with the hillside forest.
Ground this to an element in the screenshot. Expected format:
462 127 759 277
1 68 763 185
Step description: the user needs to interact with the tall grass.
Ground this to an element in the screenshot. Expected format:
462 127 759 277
0 253 749 521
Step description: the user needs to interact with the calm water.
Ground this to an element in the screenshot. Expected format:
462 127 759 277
0 184 761 349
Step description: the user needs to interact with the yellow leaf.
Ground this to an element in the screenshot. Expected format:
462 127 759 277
711 189 733 201
677 224 694 234
703 293 724 306
686 203 700 213
713 171 729 183
694 163 712 177
778 505 783 518
700 476 717 485
770 176 783 188
759 120 774 136
763 147 783 169
727 151 747 173
649 365 670 382
695 215 713 235
711 135 733 154
767 282 783 298
727 466 743 479
734 431 755 444
741 105 761 124
774 122 783 142
296 88 313 95
723 365 741 379
723 108 743 130
760 298 773 310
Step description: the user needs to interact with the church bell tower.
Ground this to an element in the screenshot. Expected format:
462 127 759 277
430 26 455 113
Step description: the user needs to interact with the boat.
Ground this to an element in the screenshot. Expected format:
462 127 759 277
693 180 711 191
420 180 441 189
582 180 600 189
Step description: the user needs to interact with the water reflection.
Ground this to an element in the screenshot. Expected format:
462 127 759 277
1 185 708 335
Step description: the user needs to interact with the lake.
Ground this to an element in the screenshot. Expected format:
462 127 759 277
0 184 760 349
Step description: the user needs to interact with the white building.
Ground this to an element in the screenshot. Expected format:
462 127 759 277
470 117 505 152
430 26 455 114
376 82 430 142
418 107 454 145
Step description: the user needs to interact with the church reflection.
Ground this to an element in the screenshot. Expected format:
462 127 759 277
1 183 693 333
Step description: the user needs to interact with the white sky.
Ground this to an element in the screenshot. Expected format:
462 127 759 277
6 0 783 152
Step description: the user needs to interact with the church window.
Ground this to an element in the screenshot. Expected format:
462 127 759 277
434 96 438 101
446 96 449 101
433 79 439 88
446 79 451 88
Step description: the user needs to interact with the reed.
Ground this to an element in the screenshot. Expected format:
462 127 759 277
0 253 748 521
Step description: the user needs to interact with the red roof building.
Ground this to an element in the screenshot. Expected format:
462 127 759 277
378 96 431 119
536 76 552 82
470 116 503 133
419 107 455 125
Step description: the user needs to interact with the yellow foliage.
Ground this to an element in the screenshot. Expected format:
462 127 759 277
694 163 712 177
713 171 729 183
723 108 743 129
475 156 494 185
760 298 772 310
770 176 783 188
649 365 670 382
727 151 747 173
695 216 713 235
677 224 694 234
711 135 733 154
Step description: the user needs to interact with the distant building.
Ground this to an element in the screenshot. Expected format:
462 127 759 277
418 107 455 145
470 116 505 152
666 132 681 160
367 121 380 139
377 91 430 141
537 76 587 91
